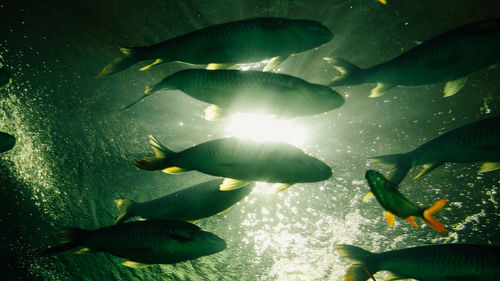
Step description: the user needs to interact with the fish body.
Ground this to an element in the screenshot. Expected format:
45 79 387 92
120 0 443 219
0 132 16 153
114 179 254 224
41 220 226 267
98 17 333 77
336 244 500 281
327 18 500 97
126 69 344 119
370 116 500 184
365 170 446 232
0 68 11 89
135 136 332 191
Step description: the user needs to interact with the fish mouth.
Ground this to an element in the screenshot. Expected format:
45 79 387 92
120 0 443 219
196 231 227 253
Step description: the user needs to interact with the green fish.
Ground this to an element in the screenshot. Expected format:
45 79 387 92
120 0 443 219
335 243 500 281
365 170 446 233
134 135 332 192
0 131 16 153
122 69 344 119
97 17 333 77
325 18 500 97
370 116 500 185
0 68 12 89
114 179 255 224
40 220 226 268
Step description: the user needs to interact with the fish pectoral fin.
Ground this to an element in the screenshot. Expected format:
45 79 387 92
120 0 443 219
405 216 419 228
443 76 468 97
263 55 289 72
206 63 235 70
162 166 191 174
369 83 396 98
220 178 250 191
413 162 444 180
121 261 151 268
272 183 294 193
204 104 229 121
139 59 165 71
386 273 412 281
377 0 387 5
422 198 447 233
385 211 395 227
478 162 500 173
73 248 91 254
362 192 375 202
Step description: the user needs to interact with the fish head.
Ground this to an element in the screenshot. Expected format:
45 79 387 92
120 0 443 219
0 68 11 88
365 170 395 194
0 132 16 153
276 147 332 182
307 84 345 109
192 230 227 255
287 20 333 48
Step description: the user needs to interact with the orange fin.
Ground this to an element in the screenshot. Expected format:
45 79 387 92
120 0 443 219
422 198 447 233
385 211 394 227
405 216 419 228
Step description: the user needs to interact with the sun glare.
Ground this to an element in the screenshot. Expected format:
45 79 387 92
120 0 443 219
225 113 307 146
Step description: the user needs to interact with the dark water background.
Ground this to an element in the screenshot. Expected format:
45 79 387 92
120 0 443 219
1 0 499 280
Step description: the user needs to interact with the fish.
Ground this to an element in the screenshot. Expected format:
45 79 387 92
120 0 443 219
0 131 16 153
40 220 226 268
97 17 333 77
114 179 255 224
0 68 12 89
335 243 500 281
134 135 332 192
370 116 500 185
122 69 345 120
325 18 500 97
364 170 446 233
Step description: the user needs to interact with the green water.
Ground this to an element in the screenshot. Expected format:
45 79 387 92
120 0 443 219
1 1 499 280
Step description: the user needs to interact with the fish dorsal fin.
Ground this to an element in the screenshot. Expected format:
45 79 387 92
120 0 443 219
272 183 294 193
369 83 396 98
206 63 234 70
204 104 229 121
121 261 151 268
413 162 444 180
362 192 375 202
478 162 500 173
220 178 250 191
422 198 447 233
139 59 165 71
443 76 468 97
263 55 289 72
405 216 419 228
385 211 395 227
162 166 190 174
73 248 91 254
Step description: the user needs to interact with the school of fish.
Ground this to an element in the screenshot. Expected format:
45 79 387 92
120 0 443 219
1 12 498 280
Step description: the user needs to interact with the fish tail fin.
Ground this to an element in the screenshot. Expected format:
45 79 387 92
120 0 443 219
323 57 363 87
134 135 175 171
335 245 378 281
40 227 91 256
114 198 137 224
369 152 412 185
422 198 447 233
96 47 142 78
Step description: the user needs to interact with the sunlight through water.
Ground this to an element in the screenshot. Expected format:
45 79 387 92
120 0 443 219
224 113 307 147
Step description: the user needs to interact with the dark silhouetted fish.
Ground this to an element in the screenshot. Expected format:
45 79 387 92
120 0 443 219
122 69 344 119
365 170 446 233
114 179 254 224
326 18 500 97
0 132 16 153
0 68 11 89
98 17 333 77
40 220 226 268
370 116 500 185
335 243 500 281
134 135 332 192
